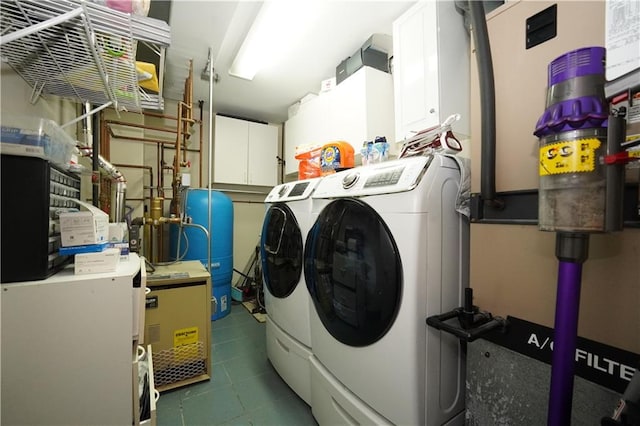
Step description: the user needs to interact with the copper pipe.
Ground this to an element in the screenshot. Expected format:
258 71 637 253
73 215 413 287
159 216 182 224
176 101 182 177
150 187 181 192
105 114 204 191
100 111 111 160
199 100 204 187
183 114 189 164
163 146 200 153
142 111 197 123
105 120 188 136
150 197 163 222
106 132 177 146
96 111 108 211
171 100 182 216
158 142 164 198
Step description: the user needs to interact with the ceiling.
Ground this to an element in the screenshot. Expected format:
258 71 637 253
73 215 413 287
158 1 416 124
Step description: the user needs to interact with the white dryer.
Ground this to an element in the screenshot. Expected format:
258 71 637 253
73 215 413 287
261 178 322 405
304 155 468 426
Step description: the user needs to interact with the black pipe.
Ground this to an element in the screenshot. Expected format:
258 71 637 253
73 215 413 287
469 1 502 208
91 106 100 207
426 308 507 343
605 116 625 231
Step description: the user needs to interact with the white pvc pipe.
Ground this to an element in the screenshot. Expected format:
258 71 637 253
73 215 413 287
61 102 112 129
207 47 214 275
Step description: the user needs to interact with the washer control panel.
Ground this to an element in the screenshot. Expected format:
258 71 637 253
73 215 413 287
363 168 404 188
314 156 439 198
342 172 359 189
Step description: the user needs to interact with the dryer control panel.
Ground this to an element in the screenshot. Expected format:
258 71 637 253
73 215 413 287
264 177 322 203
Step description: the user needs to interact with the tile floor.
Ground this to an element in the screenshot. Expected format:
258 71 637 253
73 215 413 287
156 302 318 425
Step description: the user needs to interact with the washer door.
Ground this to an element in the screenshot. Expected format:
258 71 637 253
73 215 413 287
304 198 402 347
261 203 303 298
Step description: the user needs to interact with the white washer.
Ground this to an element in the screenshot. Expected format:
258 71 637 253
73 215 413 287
304 155 468 426
261 178 322 405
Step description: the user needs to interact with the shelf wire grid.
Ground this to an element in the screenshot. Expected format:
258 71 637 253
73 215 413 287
0 0 169 112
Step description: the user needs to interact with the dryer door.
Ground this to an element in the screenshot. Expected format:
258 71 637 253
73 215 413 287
304 198 402 347
261 203 303 298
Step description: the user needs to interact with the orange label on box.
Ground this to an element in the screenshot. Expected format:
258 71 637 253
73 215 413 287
539 138 601 176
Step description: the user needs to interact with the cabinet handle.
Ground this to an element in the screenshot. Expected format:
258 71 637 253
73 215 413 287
154 389 160 403
137 345 146 361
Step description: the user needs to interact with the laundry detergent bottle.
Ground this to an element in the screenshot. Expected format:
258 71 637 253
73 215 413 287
320 141 354 175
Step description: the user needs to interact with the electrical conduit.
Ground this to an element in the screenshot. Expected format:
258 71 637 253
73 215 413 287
469 1 501 208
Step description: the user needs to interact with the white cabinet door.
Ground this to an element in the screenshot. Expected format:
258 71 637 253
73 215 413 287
284 95 330 176
327 70 367 145
214 115 279 185
393 1 470 142
284 112 303 176
248 122 278 186
214 115 249 184
329 67 395 152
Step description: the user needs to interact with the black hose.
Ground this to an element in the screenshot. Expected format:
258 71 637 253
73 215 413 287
91 106 100 207
469 1 501 208
233 268 253 281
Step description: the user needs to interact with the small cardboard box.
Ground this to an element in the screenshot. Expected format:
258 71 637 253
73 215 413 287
74 248 121 275
60 201 109 247
108 242 130 261
108 222 128 242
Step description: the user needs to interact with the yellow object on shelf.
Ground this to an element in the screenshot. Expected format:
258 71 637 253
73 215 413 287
136 61 160 92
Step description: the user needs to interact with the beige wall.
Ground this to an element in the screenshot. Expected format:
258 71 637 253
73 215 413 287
1 64 78 135
470 1 640 353
229 194 268 281
1 67 81 413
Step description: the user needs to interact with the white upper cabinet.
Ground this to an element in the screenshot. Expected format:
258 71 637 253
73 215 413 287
392 1 470 142
284 67 395 177
214 115 279 186
327 67 395 151
247 121 279 186
284 95 330 176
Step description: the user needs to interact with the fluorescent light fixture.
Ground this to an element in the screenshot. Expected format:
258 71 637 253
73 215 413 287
229 1 312 80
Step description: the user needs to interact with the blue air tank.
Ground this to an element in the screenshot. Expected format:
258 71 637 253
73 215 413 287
170 189 233 320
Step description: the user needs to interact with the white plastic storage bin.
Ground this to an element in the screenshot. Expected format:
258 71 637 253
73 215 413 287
0 115 76 168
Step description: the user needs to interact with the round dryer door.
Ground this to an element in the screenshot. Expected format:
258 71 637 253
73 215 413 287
261 203 303 298
304 198 402 347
